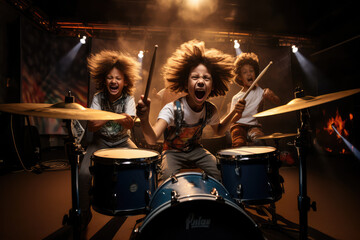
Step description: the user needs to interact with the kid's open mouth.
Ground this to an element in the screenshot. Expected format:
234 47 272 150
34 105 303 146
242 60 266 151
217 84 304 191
195 90 206 100
109 85 119 90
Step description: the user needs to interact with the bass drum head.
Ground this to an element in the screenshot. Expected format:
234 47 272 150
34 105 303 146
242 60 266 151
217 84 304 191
135 197 264 240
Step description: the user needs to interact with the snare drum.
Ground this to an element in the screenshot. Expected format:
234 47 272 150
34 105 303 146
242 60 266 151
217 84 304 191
217 146 283 205
90 148 159 216
132 172 264 240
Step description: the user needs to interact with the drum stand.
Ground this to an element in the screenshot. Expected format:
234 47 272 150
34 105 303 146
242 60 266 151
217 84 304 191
294 89 317 240
44 94 85 240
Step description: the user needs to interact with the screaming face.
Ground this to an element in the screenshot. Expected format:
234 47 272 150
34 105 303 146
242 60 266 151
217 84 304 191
186 64 213 112
239 64 256 89
105 67 126 102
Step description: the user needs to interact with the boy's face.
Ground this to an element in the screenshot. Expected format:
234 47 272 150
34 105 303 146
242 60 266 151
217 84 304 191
186 64 213 111
106 67 126 101
238 64 256 88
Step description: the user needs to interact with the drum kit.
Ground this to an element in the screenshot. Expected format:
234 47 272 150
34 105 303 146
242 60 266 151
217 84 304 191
0 88 359 239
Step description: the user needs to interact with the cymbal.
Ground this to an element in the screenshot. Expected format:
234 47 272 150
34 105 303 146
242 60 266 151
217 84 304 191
254 88 360 117
257 132 298 140
0 102 126 120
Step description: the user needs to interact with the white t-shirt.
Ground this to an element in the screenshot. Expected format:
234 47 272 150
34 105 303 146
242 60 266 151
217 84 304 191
90 92 136 143
158 97 220 127
230 87 264 125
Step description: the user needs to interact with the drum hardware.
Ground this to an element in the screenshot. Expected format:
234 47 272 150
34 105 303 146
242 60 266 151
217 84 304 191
235 165 240 176
171 190 180 205
254 88 360 239
171 174 178 183
201 171 208 180
236 184 242 198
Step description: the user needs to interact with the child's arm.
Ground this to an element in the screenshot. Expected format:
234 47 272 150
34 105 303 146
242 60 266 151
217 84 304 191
87 120 108 132
210 99 246 136
136 95 168 145
88 113 134 132
263 88 281 105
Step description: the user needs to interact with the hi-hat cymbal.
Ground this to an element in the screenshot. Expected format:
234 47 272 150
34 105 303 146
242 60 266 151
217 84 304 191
254 88 360 117
257 132 298 140
0 102 126 120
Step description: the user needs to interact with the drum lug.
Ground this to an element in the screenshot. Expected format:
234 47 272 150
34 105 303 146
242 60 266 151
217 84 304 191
235 166 241 176
236 184 242 198
171 175 178 183
211 188 224 202
171 190 179 205
202 172 208 180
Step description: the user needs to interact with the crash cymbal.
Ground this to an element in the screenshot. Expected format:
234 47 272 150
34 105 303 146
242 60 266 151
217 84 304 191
257 132 298 140
254 88 360 117
0 102 126 120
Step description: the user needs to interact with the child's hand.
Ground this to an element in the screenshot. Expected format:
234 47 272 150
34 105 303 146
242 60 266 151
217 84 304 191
116 113 134 129
234 99 246 114
232 99 246 123
136 95 151 121
263 88 281 105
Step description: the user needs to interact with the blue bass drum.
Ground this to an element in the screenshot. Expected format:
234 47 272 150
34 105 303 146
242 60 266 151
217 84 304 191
217 146 283 205
132 172 265 240
90 148 159 216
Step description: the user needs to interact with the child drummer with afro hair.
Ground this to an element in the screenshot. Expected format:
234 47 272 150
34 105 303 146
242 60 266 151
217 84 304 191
230 52 280 147
136 39 242 181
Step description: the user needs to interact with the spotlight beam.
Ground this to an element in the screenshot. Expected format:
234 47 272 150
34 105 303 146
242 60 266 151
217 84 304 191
332 124 360 160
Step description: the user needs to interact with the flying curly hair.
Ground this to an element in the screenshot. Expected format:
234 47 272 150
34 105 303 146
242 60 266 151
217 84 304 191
87 50 141 96
162 39 234 98
233 52 259 86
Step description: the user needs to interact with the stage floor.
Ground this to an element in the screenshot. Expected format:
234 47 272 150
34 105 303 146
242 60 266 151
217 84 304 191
0 148 359 240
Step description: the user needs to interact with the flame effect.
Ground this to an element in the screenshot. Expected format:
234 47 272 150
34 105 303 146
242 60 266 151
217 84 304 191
324 109 349 139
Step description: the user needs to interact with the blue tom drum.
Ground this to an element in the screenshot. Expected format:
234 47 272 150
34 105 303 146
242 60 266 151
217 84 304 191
90 148 159 216
217 146 283 205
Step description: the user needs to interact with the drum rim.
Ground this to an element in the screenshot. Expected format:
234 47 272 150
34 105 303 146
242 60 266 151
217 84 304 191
216 146 277 161
92 147 160 165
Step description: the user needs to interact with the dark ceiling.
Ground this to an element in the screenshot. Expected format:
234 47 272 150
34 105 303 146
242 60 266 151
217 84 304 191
4 0 360 50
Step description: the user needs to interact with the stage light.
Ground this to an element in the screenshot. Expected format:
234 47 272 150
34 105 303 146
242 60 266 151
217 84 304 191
138 50 144 59
292 45 298 53
233 40 242 56
234 40 240 49
80 36 86 45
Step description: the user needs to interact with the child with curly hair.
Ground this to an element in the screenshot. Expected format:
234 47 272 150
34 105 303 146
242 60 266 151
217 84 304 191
136 39 241 181
79 50 141 228
230 52 280 147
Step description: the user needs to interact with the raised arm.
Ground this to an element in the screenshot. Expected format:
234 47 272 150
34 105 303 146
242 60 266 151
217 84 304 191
136 95 168 145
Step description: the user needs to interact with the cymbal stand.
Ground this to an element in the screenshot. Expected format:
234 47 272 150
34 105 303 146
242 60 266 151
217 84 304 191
294 88 316 240
61 93 85 240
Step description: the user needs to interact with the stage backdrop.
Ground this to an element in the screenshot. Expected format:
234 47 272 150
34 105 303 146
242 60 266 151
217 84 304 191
21 18 89 134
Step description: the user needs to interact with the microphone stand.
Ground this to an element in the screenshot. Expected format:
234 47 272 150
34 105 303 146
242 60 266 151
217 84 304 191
294 88 316 240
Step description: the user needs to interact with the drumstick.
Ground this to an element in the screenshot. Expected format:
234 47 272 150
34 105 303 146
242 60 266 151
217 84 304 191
232 61 273 122
143 45 158 103
241 61 273 100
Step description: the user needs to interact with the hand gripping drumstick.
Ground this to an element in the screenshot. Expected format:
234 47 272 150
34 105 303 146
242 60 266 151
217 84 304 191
143 45 158 103
232 61 273 122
